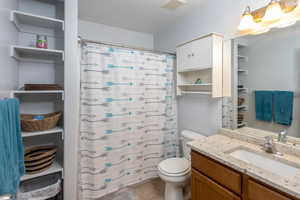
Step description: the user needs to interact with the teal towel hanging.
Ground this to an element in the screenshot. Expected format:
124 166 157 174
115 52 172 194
273 91 294 126
255 91 273 122
0 98 25 196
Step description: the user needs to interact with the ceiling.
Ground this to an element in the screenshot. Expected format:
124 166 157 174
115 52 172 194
78 0 205 34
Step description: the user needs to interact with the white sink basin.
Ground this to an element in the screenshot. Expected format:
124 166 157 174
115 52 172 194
229 149 300 179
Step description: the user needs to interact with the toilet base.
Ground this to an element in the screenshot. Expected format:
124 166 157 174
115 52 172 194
165 182 184 200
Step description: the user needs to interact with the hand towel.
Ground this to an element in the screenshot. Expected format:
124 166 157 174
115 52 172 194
255 91 273 122
0 98 25 196
273 91 294 126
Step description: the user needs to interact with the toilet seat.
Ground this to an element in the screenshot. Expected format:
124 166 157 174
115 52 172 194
158 158 190 177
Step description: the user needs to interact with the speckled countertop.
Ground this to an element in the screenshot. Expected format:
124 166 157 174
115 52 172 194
188 128 300 199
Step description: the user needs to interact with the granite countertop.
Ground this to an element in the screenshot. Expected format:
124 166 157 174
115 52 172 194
188 128 300 199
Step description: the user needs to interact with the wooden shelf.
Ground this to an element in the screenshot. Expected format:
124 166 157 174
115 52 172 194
12 90 64 94
21 161 63 181
10 10 64 30
11 45 64 62
22 127 63 138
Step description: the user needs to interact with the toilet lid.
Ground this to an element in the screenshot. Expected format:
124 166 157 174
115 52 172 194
158 158 190 175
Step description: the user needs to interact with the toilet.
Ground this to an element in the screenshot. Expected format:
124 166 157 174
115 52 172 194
158 130 206 200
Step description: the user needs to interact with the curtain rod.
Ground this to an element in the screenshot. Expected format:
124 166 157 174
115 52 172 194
78 37 176 56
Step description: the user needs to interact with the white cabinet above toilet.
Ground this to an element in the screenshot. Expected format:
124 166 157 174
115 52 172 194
176 33 227 98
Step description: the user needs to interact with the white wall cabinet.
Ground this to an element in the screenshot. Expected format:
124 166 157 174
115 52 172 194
177 36 213 72
176 33 225 98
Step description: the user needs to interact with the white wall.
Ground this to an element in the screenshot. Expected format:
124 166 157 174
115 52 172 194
154 0 270 136
79 20 154 49
0 0 18 90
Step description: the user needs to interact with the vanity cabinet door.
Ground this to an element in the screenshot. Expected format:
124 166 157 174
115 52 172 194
246 180 291 200
191 151 242 195
192 169 241 200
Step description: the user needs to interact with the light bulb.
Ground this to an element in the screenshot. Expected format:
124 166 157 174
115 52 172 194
238 6 257 31
275 15 296 28
262 0 285 23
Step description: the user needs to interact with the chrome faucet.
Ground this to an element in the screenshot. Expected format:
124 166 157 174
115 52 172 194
262 136 282 155
278 129 288 143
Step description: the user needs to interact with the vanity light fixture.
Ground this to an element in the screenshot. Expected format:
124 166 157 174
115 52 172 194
237 0 300 35
238 6 257 32
291 0 300 19
262 0 285 24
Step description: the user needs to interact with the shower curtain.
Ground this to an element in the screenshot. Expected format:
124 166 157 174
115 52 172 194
79 43 178 199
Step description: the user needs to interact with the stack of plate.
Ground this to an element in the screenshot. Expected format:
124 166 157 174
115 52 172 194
24 145 57 175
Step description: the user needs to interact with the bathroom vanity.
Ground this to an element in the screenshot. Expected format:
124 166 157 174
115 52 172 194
189 128 300 200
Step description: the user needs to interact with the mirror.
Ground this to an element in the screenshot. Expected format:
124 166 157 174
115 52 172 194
223 23 300 138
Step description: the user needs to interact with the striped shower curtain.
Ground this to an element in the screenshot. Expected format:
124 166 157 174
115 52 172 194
79 43 178 199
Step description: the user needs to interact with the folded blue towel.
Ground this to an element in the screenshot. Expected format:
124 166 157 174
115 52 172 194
0 98 25 196
255 91 273 122
274 91 294 126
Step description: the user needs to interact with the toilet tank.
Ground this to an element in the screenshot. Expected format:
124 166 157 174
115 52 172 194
181 130 207 161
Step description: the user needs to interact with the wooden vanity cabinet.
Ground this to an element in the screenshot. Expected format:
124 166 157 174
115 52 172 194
191 150 299 200
192 169 241 200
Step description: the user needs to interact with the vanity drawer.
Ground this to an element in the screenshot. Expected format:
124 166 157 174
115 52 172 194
246 180 291 200
191 151 242 195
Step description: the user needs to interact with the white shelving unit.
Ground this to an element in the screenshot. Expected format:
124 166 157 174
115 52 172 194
21 162 63 181
22 127 63 138
236 41 249 129
10 10 64 31
4 0 66 196
176 33 225 97
11 45 64 62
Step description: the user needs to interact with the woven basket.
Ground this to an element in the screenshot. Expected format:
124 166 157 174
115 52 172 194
24 84 63 91
21 112 62 132
24 145 57 175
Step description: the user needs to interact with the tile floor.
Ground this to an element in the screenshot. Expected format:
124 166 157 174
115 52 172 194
100 178 165 200
133 178 165 200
